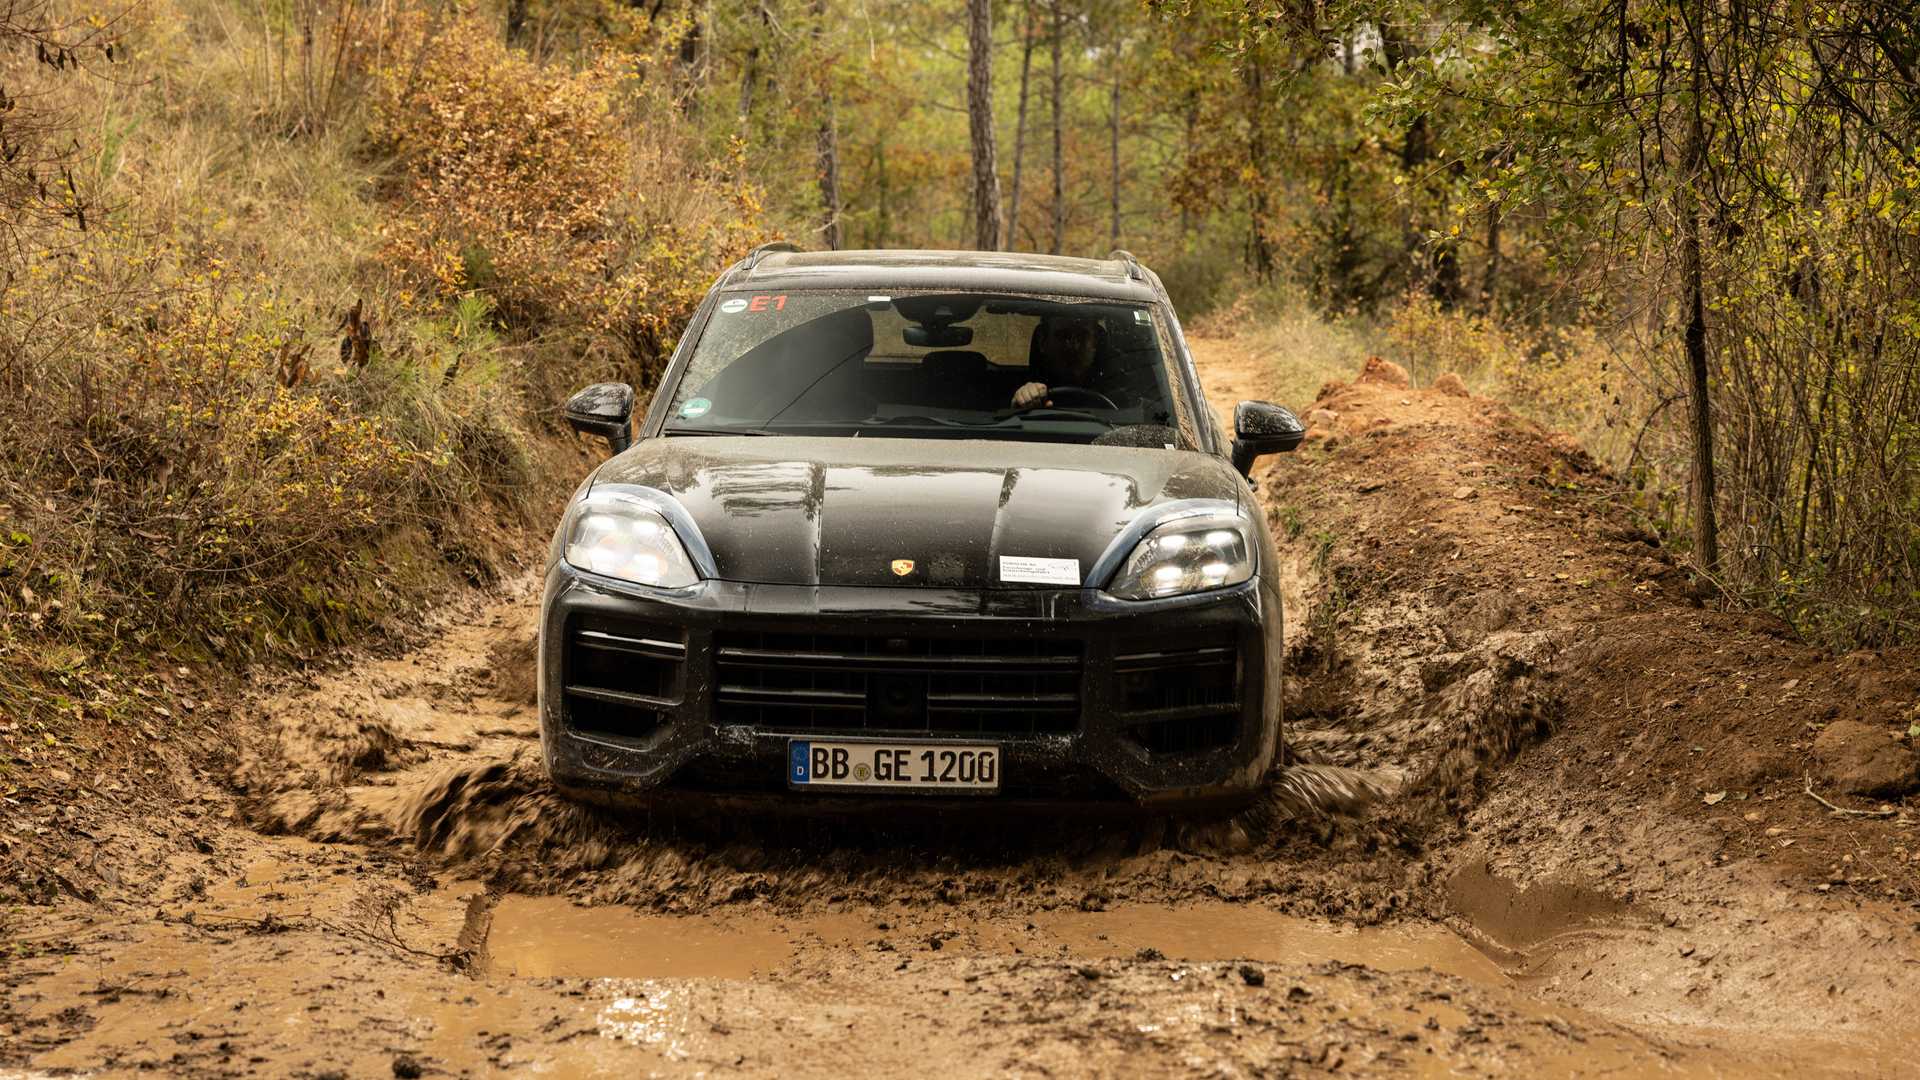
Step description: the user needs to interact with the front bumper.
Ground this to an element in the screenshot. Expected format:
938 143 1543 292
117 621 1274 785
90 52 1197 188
538 562 1281 812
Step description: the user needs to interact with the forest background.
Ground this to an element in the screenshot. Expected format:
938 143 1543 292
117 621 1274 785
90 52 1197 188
3 0 1917 733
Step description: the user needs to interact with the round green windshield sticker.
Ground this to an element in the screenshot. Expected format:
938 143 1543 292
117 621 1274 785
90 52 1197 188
679 397 712 419
718 298 748 314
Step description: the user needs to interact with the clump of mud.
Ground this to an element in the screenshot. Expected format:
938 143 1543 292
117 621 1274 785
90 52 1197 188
486 632 539 707
404 756 549 862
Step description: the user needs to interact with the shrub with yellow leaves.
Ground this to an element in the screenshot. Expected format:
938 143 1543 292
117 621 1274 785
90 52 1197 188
0 232 548 666
370 13 771 399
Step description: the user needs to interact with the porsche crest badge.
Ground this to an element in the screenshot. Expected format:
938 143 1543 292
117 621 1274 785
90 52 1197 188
890 559 915 577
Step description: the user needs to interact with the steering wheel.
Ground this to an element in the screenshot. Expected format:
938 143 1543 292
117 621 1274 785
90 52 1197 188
1041 385 1120 410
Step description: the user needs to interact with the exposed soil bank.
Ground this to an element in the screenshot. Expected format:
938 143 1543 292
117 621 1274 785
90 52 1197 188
4 338 1918 1077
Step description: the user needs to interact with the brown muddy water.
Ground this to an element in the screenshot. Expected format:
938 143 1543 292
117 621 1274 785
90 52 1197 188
478 895 1507 983
27 879 1886 1080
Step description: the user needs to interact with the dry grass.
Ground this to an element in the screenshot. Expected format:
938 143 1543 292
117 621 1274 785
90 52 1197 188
0 0 768 730
1188 288 1377 412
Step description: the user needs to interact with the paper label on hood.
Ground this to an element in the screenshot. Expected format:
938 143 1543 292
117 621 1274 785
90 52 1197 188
999 556 1081 586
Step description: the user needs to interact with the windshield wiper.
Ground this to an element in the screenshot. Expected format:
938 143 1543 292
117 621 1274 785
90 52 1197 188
663 425 779 436
857 414 976 428
1002 407 1115 426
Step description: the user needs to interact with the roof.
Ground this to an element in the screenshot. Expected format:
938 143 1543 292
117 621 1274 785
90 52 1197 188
722 248 1162 303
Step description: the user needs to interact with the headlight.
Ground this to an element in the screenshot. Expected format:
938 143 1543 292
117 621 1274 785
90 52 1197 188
1105 512 1253 600
562 490 700 589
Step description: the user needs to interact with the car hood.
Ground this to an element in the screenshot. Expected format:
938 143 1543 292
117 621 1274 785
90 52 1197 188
592 436 1248 589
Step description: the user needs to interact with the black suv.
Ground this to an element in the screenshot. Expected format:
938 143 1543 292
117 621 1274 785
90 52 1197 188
541 247 1304 812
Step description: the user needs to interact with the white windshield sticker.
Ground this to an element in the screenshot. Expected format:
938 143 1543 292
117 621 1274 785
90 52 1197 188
999 556 1081 586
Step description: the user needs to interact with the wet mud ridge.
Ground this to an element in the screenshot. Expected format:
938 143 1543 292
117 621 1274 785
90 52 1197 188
5 345 1920 1077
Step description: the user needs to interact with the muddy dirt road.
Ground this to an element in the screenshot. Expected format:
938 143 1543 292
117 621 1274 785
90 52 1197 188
5 338 1919 1078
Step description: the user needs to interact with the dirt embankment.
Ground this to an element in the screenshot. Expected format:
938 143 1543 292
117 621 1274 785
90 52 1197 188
4 340 1918 1078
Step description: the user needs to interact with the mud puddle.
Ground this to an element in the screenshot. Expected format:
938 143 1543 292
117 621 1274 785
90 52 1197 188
480 895 845 979
470 895 1864 1080
477 895 1507 984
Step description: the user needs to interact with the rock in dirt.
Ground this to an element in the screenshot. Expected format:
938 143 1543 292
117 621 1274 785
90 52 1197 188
1811 720 1920 797
1432 372 1470 397
1358 356 1411 387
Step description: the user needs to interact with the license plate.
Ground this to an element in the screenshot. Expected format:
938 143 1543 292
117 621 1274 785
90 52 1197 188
787 739 1000 793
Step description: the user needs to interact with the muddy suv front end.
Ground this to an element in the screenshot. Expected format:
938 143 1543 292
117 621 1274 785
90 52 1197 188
538 558 1282 812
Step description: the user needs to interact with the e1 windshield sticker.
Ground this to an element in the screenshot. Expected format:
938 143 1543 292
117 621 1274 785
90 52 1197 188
679 397 712 420
999 556 1081 586
1133 309 1151 324
719 294 788 314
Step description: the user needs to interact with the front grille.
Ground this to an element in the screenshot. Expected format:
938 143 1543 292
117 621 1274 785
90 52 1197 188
1115 632 1243 755
563 616 686 741
714 630 1083 736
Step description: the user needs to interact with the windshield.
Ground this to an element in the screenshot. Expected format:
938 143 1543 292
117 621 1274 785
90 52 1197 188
661 290 1191 447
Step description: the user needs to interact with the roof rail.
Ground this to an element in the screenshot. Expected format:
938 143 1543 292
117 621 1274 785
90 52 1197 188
744 241 800 269
1107 248 1144 281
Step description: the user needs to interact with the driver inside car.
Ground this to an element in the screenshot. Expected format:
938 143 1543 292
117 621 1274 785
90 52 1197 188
1012 315 1109 410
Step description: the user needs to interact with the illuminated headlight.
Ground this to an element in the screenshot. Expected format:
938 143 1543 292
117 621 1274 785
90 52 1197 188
562 490 699 589
1106 513 1253 600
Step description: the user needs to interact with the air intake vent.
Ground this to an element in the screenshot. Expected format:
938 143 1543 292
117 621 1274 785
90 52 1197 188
714 630 1083 736
1115 632 1242 755
563 616 686 741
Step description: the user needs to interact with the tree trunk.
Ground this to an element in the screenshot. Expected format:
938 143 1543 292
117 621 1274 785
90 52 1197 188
1180 94 1195 245
817 106 842 249
875 136 891 247
1680 13 1720 574
676 3 706 114
1108 48 1121 248
1244 60 1273 280
739 44 758 124
811 0 841 249
1007 1 1035 251
1480 198 1501 313
966 0 1003 251
1049 0 1064 255
1382 21 1460 307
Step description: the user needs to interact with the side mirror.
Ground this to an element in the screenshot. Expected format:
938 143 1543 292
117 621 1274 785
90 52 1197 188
565 382 635 454
1229 400 1306 476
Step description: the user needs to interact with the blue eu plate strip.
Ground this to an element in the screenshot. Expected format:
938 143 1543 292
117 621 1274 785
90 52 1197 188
789 741 811 783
